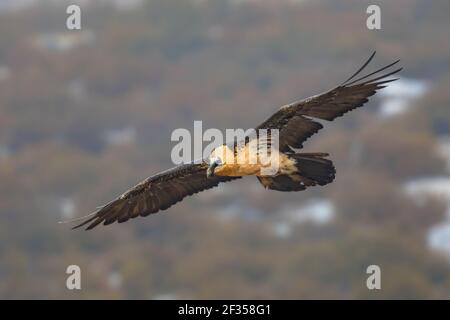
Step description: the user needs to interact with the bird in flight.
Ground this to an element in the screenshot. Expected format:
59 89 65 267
71 52 401 230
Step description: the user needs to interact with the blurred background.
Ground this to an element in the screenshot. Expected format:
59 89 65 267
0 0 450 299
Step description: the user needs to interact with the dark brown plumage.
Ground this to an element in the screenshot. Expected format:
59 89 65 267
73 163 239 230
71 51 401 230
256 51 401 152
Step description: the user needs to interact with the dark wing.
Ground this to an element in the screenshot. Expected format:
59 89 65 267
256 51 402 152
72 162 239 230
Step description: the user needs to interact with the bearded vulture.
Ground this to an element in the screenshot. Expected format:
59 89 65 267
70 51 401 230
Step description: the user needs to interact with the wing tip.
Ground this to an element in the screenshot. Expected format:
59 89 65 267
58 210 99 230
340 51 377 85
343 54 402 87
71 217 97 230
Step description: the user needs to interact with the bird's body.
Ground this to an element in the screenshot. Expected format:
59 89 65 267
70 52 402 230
208 144 294 177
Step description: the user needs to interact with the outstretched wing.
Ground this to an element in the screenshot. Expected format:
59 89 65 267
256 51 402 152
72 162 239 230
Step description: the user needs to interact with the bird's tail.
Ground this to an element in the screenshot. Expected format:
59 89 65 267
290 153 335 186
257 153 335 191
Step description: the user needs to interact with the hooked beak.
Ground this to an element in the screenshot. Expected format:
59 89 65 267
206 161 219 178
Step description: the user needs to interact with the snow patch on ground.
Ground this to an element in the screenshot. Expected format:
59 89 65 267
378 78 429 118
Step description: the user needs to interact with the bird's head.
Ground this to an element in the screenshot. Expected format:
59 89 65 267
206 156 222 178
207 144 233 178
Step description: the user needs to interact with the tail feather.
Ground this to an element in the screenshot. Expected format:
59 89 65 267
291 153 335 186
258 153 335 191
